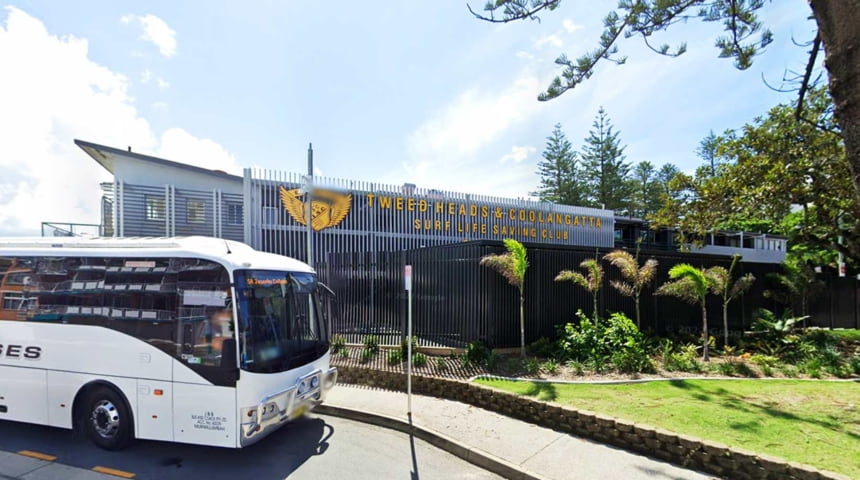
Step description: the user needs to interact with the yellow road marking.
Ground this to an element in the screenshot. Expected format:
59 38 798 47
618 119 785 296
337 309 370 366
17 450 57 461
92 466 136 478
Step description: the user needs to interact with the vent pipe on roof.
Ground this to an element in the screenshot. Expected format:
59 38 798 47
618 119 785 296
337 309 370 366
127 146 132 152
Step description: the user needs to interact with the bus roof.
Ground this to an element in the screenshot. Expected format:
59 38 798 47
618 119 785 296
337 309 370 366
0 236 313 274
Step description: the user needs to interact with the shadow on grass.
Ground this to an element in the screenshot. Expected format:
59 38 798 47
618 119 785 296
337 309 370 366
523 381 558 402
666 379 860 442
728 419 763 434
667 379 691 389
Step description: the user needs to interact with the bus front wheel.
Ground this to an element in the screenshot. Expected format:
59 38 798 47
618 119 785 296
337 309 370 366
81 386 133 450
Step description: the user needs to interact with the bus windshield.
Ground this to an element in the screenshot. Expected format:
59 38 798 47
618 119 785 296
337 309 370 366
233 270 329 373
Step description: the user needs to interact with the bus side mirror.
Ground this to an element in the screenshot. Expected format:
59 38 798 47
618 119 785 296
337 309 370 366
319 282 337 342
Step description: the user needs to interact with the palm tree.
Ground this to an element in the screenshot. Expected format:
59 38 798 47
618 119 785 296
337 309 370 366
656 264 713 361
706 255 755 347
555 258 604 323
765 258 823 325
480 239 528 359
603 249 658 328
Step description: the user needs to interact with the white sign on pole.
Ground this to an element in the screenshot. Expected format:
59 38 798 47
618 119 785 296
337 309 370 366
404 265 412 291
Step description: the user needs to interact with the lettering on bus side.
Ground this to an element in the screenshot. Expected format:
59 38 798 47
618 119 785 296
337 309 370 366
191 411 227 431
0 344 42 360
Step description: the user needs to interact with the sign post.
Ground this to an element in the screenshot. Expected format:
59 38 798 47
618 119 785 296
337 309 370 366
305 143 314 268
404 264 413 417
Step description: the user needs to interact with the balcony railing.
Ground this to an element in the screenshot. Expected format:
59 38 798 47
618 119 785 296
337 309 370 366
40 222 104 237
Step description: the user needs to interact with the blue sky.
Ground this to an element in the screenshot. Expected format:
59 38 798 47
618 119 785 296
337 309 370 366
0 1 818 234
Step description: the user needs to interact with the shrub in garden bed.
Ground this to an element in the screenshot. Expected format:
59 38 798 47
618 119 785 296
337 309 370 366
359 348 374 364
747 310 859 377
330 334 347 354
526 337 558 358
556 311 654 373
400 335 419 358
523 357 540 375
412 352 428 368
362 335 380 355
463 340 491 366
387 349 403 365
661 341 704 373
540 359 559 375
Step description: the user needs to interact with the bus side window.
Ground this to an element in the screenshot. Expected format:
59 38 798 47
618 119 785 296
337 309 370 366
177 306 233 367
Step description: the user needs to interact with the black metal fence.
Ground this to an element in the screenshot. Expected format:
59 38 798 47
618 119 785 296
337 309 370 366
324 240 856 348
808 275 860 329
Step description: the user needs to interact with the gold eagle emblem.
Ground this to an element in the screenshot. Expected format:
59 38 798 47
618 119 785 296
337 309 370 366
279 186 352 231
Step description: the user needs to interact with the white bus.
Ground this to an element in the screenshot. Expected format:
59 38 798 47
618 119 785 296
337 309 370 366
0 236 337 449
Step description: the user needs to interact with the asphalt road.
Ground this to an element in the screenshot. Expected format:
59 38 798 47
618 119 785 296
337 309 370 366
0 415 501 480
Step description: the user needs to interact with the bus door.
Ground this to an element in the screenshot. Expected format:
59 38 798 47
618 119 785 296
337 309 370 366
172 286 239 447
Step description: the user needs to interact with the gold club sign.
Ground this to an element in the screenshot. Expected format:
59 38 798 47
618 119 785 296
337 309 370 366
279 186 352 231
278 186 606 241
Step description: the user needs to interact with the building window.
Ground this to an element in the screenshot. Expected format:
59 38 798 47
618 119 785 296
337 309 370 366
2 293 26 310
5 271 32 286
187 200 206 224
226 203 243 225
145 195 165 221
263 206 278 225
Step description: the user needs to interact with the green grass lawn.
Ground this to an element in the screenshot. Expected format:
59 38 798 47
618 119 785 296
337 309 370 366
475 378 860 477
829 328 860 343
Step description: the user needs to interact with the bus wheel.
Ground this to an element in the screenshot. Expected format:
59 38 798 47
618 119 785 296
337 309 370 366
82 386 133 450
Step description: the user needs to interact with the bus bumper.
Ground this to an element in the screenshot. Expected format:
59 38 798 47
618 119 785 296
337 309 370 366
239 367 338 447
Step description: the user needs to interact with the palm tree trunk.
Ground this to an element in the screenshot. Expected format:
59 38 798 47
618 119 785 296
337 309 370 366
701 301 710 362
723 301 729 348
634 293 641 329
593 292 599 325
519 293 526 359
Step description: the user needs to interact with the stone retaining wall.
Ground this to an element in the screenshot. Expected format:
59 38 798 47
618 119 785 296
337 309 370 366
335 366 849 480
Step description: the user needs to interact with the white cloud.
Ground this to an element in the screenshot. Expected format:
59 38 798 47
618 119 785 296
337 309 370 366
515 50 534 60
562 19 583 33
500 145 536 164
121 13 176 57
140 68 169 89
406 73 543 166
399 67 551 195
156 128 239 174
151 101 168 113
0 7 236 236
531 19 582 52
534 33 563 49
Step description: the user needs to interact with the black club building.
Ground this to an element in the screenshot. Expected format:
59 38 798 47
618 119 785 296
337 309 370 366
57 140 790 347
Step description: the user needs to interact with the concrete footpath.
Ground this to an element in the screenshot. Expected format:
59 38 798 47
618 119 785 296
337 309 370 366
0 450 118 480
323 384 718 480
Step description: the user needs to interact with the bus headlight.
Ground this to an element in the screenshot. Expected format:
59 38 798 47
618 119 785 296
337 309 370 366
260 402 279 420
311 376 320 389
298 380 309 395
